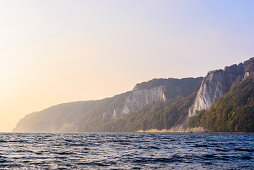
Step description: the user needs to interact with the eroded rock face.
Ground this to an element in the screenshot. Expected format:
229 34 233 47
188 71 227 116
122 86 166 115
12 77 203 132
188 61 248 117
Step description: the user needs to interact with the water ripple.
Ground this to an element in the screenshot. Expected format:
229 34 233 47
0 133 253 169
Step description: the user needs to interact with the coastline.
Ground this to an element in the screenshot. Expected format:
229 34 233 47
136 128 254 134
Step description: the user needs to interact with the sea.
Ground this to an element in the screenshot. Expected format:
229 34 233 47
0 133 253 169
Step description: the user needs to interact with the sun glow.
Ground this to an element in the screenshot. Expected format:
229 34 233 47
0 0 254 132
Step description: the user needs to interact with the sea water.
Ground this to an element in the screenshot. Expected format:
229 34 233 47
0 133 253 169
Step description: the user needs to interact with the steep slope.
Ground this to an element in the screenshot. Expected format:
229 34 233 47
188 75 254 132
99 93 197 132
13 93 130 132
189 57 254 116
13 58 254 133
13 77 202 132
122 77 203 115
121 86 166 115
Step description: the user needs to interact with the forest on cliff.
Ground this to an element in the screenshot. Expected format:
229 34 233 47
189 74 254 132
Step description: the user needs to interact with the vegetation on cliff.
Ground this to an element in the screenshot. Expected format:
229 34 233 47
13 58 254 133
98 93 197 132
14 78 202 132
188 75 254 132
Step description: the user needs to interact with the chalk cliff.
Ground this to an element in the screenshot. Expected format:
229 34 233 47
13 77 202 132
122 86 166 115
189 57 254 117
13 58 254 133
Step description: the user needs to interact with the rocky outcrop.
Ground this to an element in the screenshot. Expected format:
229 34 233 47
189 58 254 117
122 86 166 115
13 77 202 132
188 70 232 116
12 85 167 132
121 77 203 115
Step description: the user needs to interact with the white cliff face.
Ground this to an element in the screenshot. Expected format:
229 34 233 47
122 86 166 115
188 58 254 117
188 71 225 116
112 109 117 119
244 72 250 78
188 68 243 117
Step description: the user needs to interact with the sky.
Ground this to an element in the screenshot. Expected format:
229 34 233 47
0 0 254 132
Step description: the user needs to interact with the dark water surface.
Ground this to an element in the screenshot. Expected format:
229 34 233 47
0 133 253 169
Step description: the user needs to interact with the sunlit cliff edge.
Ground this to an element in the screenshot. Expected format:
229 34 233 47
13 57 254 133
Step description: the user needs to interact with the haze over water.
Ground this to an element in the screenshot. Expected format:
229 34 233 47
1 1 254 169
1 0 254 132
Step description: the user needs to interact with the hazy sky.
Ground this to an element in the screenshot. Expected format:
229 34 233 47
0 0 254 132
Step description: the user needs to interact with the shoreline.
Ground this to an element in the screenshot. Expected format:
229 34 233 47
136 128 254 134
2 130 254 134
